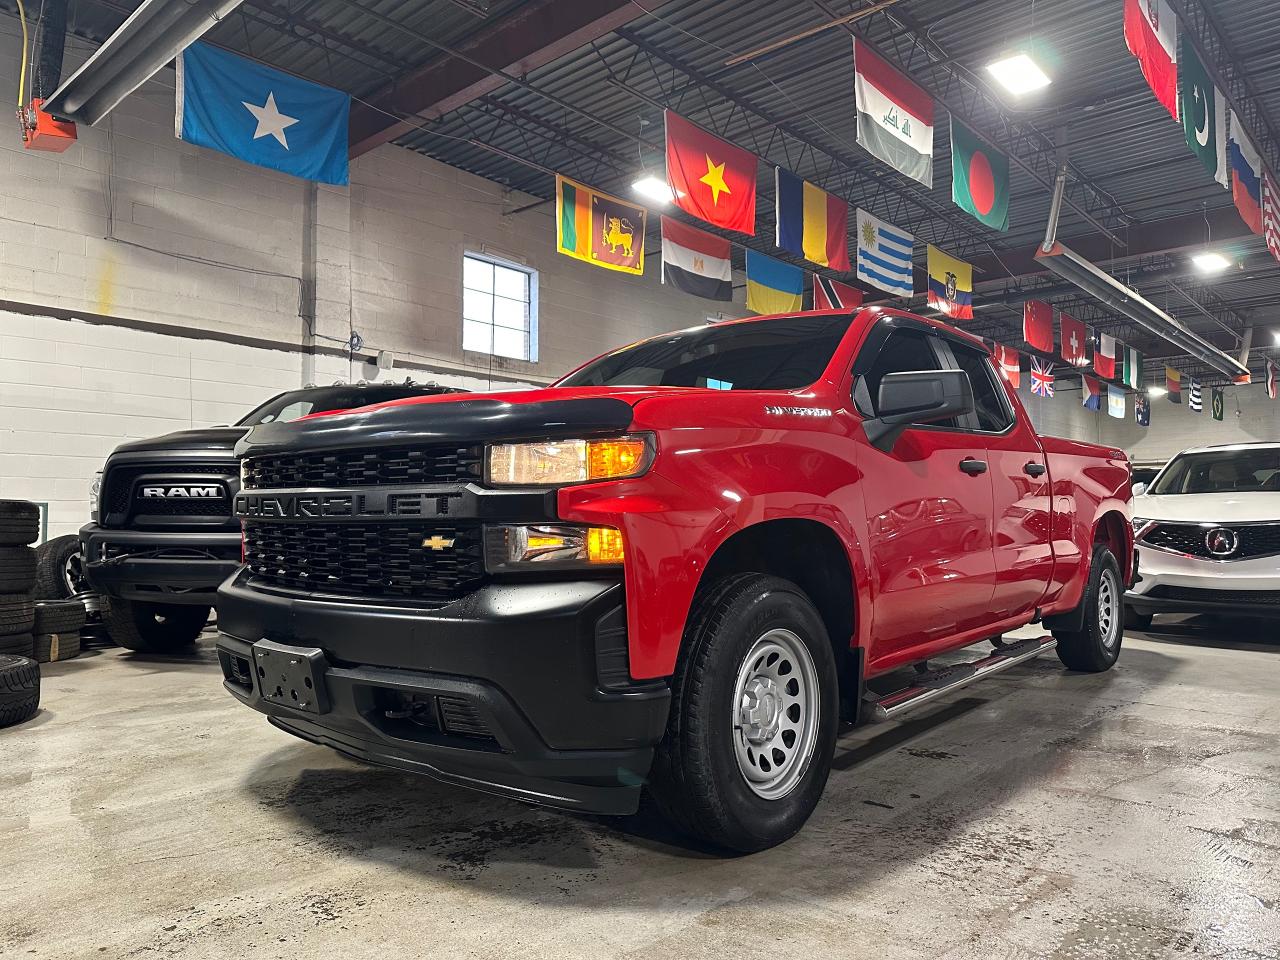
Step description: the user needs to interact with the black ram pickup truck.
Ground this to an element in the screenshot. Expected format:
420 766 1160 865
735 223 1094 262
81 381 463 653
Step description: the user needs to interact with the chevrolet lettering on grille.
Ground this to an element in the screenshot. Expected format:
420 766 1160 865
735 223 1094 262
235 490 457 521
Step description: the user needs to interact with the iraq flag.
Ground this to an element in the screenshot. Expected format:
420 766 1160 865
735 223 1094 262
176 43 350 185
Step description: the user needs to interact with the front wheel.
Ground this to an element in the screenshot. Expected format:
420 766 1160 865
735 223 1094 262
1054 545 1123 672
648 574 839 853
103 599 210 653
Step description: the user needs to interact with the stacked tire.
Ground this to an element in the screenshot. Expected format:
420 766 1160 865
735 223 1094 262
0 501 41 727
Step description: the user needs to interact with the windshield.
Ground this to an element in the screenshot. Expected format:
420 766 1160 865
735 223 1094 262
238 387 421 426
557 314 855 390
1149 449 1280 494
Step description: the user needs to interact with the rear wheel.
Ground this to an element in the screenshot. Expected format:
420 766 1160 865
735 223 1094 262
648 574 839 853
1123 607 1154 631
102 599 210 653
34 534 86 601
1054 545 1123 672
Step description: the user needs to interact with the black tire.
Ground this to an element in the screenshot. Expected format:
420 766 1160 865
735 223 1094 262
0 596 35 636
1054 545 1124 673
648 574 839 853
0 546 37 594
34 631 80 663
33 599 86 635
1123 607 1154 631
102 598 210 653
33 534 85 601
0 500 39 546
0 633 34 657
0 654 40 727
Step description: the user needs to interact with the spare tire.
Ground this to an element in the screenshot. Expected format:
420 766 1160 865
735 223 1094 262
0 547 37 594
0 654 40 727
34 632 80 663
0 501 39 547
33 599 86 635
0 597 35 636
0 633 34 657
34 535 86 601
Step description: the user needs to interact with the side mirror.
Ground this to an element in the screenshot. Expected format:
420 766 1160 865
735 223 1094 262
1132 482 1147 496
863 369 975 452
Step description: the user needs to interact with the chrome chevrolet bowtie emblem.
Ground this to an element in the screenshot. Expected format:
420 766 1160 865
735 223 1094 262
421 535 455 551
1204 527 1238 558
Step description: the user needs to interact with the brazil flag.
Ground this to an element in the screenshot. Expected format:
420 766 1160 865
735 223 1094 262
951 118 1009 231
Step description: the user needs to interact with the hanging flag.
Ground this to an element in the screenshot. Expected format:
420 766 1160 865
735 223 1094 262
1227 115 1264 234
1268 359 1278 400
853 38 934 188
1082 375 1102 411
775 169 851 271
1124 0 1178 120
813 275 863 310
175 43 350 185
664 111 758 235
1188 377 1203 412
1123 344 1144 389
855 208 914 296
1030 358 1055 398
926 245 973 320
1264 171 1280 264
1095 333 1118 380
1136 391 1151 427
555 175 646 275
660 215 731 300
1023 300 1054 353
1211 386 1224 421
950 118 1009 231
994 344 1020 388
1166 366 1182 403
1060 313 1089 367
745 250 803 314
1108 384 1126 419
1178 35 1228 188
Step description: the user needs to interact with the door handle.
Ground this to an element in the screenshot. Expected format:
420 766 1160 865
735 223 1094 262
1023 461 1047 477
959 457 988 476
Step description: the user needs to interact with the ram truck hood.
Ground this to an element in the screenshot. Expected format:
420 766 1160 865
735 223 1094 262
110 426 248 457
1134 492 1280 525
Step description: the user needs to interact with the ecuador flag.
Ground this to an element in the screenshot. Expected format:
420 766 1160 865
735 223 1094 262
555 175 646 275
926 245 973 320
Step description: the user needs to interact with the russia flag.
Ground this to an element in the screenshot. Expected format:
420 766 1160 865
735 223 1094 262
1228 115 1263 235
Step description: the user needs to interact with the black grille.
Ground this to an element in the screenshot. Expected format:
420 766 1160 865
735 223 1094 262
1147 586 1280 605
103 462 234 518
243 446 481 489
243 521 483 604
1142 523 1280 560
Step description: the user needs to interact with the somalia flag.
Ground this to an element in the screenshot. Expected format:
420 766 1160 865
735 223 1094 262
176 43 349 185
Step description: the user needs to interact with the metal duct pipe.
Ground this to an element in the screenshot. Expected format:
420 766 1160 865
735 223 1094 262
33 0 69 100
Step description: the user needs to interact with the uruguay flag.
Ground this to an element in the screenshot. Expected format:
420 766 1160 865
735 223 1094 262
176 43 349 186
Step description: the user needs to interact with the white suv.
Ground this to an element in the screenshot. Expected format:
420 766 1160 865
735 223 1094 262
1126 442 1280 627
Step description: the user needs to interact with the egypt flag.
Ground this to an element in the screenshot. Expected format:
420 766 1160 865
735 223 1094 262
555 175 646 274
994 344 1020 388
665 111 757 235
660 216 731 301
1166 366 1182 403
1095 332 1117 379
1228 115 1264 234
813 275 862 310
1082 375 1102 411
926 245 972 319
853 38 934 188
776 169 851 270
950 119 1009 231
1124 0 1178 120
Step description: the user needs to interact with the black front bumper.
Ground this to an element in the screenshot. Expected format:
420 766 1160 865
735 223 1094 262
1125 589 1280 619
80 524 242 604
215 571 670 815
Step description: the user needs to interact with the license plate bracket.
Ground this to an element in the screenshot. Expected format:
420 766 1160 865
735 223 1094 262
253 639 330 715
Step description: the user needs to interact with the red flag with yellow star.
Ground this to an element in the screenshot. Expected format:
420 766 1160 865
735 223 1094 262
665 110 757 235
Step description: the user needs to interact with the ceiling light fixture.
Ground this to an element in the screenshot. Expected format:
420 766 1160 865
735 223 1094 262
1191 251 1231 273
986 53 1051 95
1147 386 1167 397
631 175 673 205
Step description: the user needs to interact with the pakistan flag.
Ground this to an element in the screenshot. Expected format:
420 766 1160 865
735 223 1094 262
1178 34 1228 187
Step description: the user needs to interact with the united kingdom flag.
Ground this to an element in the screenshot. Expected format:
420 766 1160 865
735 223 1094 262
1030 357 1055 398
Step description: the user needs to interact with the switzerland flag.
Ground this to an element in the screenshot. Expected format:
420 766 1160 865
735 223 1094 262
665 111 757 235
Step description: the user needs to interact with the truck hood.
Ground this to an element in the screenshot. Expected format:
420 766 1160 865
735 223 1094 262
110 426 247 457
1134 492 1280 524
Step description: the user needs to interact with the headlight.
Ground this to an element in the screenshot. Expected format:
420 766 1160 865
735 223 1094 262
486 436 652 486
484 524 624 571
89 470 103 514
1131 517 1155 540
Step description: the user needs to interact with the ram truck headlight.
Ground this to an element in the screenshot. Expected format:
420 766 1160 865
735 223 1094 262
484 524 624 572
486 436 652 487
89 470 103 515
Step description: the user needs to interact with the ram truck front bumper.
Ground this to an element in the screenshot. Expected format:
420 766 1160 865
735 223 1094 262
214 571 671 815
79 524 243 605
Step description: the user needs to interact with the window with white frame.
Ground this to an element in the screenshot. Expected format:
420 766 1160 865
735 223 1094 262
462 253 538 361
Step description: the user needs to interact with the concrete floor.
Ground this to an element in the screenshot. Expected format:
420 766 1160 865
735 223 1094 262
4 618 1280 960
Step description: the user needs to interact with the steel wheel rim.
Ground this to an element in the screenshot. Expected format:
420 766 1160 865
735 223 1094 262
731 628 820 801
63 551 85 596
1098 568 1120 649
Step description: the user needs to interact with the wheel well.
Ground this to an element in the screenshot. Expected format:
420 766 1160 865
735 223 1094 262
1094 510 1130 576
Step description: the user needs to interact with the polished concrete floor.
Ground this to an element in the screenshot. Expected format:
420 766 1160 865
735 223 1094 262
4 616 1279 959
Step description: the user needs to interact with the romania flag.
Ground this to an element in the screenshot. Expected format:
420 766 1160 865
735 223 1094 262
555 175 646 275
775 168 851 271
926 245 973 320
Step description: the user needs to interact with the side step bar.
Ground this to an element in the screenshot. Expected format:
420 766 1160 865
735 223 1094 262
869 636 1057 722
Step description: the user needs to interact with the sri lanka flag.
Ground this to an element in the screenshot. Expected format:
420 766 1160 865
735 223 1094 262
775 169 851 271
745 250 803 314
926 245 972 319
556 175 646 274
1228 114 1264 234
1082 375 1102 411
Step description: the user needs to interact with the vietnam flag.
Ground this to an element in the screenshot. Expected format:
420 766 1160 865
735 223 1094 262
665 111 757 235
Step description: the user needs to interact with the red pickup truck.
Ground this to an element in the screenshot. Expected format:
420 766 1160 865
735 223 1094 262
216 308 1133 852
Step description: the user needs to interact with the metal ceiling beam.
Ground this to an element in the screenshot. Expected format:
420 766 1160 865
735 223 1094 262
345 0 668 158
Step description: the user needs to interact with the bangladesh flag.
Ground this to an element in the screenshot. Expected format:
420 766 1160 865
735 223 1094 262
951 118 1009 231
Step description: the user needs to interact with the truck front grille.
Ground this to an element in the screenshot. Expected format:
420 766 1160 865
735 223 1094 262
102 462 235 524
1142 523 1280 560
242 446 481 490
242 521 483 605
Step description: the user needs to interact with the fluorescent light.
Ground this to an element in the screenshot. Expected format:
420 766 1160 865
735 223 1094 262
1147 386 1167 397
1192 251 1231 273
632 176 673 205
986 54 1051 95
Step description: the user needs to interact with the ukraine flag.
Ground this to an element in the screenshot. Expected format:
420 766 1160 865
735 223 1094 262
745 250 803 314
